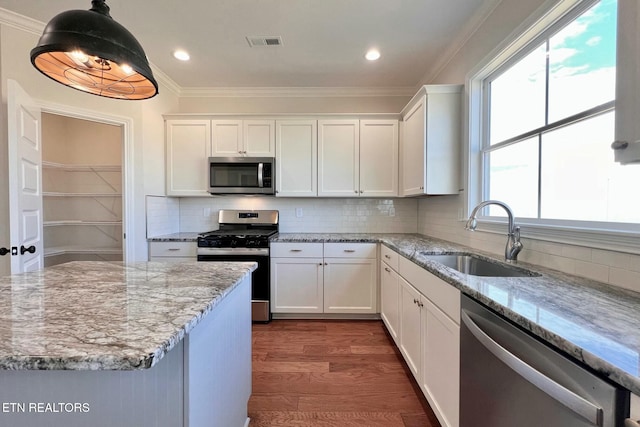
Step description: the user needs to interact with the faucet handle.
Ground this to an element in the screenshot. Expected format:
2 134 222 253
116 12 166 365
513 225 521 241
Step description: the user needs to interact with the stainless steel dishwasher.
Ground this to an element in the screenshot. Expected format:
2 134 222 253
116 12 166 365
460 295 629 427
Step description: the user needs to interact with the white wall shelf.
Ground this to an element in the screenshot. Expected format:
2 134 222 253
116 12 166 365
44 246 123 257
42 161 121 172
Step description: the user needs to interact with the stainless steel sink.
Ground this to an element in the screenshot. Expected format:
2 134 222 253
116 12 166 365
421 254 540 277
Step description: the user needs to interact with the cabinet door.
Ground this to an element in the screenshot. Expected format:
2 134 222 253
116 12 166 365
380 261 400 342
399 277 422 379
244 120 275 156
166 120 211 196
360 120 398 197
401 97 426 196
212 120 243 156
275 120 317 197
270 258 323 313
422 299 460 427
323 258 377 314
318 120 359 197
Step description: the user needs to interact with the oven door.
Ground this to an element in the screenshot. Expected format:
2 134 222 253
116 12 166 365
197 247 271 322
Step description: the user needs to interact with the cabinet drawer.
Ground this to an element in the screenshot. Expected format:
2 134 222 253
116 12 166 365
399 255 460 323
324 243 376 258
149 242 197 258
381 245 399 270
270 242 323 258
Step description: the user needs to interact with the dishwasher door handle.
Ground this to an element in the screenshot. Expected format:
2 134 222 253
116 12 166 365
461 310 604 426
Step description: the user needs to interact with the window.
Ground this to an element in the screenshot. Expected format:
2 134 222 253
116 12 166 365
479 0 640 227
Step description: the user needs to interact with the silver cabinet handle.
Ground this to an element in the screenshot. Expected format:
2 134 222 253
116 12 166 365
344 249 355 253
461 310 604 426
168 248 180 251
290 249 302 252
611 140 629 150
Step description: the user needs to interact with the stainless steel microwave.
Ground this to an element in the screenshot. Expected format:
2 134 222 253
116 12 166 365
208 157 275 195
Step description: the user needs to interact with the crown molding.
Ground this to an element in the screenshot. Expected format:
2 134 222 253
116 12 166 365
178 86 416 98
0 7 43 35
418 0 504 85
150 65 181 97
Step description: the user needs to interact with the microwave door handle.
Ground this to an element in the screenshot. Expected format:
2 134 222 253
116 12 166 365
258 163 264 187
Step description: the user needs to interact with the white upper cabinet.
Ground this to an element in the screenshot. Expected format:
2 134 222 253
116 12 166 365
360 120 398 197
318 119 360 197
166 120 211 197
211 119 274 157
275 120 317 197
400 85 461 196
318 119 399 197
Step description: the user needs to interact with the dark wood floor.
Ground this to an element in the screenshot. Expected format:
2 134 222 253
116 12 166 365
248 319 441 427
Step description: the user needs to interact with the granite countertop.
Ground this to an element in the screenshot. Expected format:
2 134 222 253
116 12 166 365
0 261 256 371
147 232 201 242
275 232 640 395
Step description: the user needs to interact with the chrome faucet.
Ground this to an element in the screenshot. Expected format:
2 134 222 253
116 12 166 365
465 200 523 263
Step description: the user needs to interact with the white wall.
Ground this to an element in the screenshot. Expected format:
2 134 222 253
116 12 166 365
417 0 640 293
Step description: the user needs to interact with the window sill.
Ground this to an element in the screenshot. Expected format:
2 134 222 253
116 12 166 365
473 218 640 255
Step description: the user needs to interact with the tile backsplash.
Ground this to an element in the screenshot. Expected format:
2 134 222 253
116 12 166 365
178 197 418 233
146 196 180 237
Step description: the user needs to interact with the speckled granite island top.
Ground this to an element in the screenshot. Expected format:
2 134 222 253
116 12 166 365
0 261 256 371
275 233 640 395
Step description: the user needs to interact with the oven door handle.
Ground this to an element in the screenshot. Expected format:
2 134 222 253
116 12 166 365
198 248 269 256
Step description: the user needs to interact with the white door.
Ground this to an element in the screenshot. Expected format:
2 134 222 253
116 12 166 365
399 277 422 378
212 120 243 156
7 79 43 273
243 120 275 156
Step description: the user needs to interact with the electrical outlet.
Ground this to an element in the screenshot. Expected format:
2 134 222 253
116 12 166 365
295 208 303 218
389 207 396 217
203 207 211 217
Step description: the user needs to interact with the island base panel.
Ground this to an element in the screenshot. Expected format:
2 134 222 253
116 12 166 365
0 275 252 427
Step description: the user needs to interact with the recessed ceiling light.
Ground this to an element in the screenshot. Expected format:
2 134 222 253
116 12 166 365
173 50 190 61
365 49 381 61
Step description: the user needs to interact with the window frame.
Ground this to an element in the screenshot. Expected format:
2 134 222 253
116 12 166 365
465 0 640 254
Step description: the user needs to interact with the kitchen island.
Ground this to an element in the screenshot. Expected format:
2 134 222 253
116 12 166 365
0 261 256 427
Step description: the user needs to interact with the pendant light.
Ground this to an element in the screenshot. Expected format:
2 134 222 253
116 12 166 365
30 0 158 100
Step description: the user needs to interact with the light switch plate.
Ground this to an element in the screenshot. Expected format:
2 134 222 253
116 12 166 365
295 208 303 218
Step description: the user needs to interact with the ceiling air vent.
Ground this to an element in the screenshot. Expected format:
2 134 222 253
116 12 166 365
246 36 283 47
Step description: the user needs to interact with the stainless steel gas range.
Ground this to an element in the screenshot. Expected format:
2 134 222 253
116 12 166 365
196 210 278 322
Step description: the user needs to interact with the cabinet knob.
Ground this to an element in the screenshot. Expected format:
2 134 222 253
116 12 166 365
318 263 323 266
413 298 418 304
384 267 391 272
384 254 391 259
0 247 9 256
418 301 424 308
324 262 328 266
354 190 358 194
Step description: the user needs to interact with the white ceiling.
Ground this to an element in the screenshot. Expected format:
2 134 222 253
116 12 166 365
0 0 490 93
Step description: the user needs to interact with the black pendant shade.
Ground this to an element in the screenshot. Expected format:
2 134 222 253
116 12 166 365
30 0 158 100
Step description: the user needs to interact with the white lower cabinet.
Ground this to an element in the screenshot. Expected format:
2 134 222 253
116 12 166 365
422 298 460 427
380 251 460 427
270 257 324 313
399 277 422 378
380 259 400 342
149 242 197 262
270 242 377 314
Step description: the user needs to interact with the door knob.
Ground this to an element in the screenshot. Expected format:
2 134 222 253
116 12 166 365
20 245 36 255
0 247 9 256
